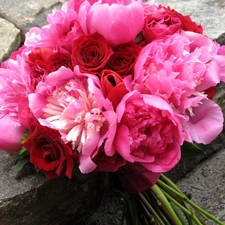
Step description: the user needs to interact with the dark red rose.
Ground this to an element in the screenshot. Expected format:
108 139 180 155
71 32 113 73
106 42 142 77
27 47 53 73
92 150 126 172
101 70 128 109
46 52 73 73
117 162 161 193
205 86 216 99
24 122 77 179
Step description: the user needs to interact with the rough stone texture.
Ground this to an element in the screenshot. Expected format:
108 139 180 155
0 0 67 35
0 151 108 225
0 18 21 62
177 149 225 224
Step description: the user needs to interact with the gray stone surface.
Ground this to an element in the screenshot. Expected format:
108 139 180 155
0 0 67 34
0 151 108 225
177 148 225 224
0 18 21 62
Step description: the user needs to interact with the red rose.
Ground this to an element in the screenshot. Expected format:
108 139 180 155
46 52 73 73
106 42 142 77
27 47 53 74
100 70 128 109
24 122 77 179
71 32 113 73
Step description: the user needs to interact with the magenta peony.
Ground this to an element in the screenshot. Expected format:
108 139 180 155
115 91 185 173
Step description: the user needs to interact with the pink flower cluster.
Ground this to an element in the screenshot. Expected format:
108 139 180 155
1 0 225 179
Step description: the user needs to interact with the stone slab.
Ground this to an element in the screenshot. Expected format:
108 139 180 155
0 0 67 34
0 18 21 62
177 148 225 224
0 151 108 225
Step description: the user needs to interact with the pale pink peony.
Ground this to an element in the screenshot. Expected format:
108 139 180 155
133 31 225 144
29 67 117 173
115 91 185 173
85 0 145 45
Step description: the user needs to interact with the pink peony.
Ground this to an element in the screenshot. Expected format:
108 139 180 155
134 31 225 112
133 31 225 144
85 0 145 45
29 67 117 173
25 7 84 52
115 91 185 173
0 54 32 152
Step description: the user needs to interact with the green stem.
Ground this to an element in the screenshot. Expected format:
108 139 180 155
138 192 166 225
170 203 189 225
147 189 179 225
151 185 183 225
125 193 141 225
157 179 225 225
159 176 196 225
160 188 202 225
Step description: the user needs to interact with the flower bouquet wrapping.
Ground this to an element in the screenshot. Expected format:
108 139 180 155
0 0 225 224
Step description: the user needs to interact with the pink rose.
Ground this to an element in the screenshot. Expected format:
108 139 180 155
115 91 184 173
143 4 203 43
86 0 145 45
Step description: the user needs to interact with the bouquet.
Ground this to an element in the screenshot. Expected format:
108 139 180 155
0 0 225 224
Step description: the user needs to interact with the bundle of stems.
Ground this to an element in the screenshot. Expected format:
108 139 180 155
122 174 225 225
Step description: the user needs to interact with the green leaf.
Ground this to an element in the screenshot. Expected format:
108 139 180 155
12 146 28 159
181 142 206 159
20 130 29 144
13 157 29 177
19 146 27 155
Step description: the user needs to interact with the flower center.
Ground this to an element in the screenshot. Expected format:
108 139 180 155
42 79 106 151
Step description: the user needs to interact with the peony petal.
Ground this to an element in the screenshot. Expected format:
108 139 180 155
0 114 25 153
79 154 97 173
115 124 134 162
184 99 223 144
